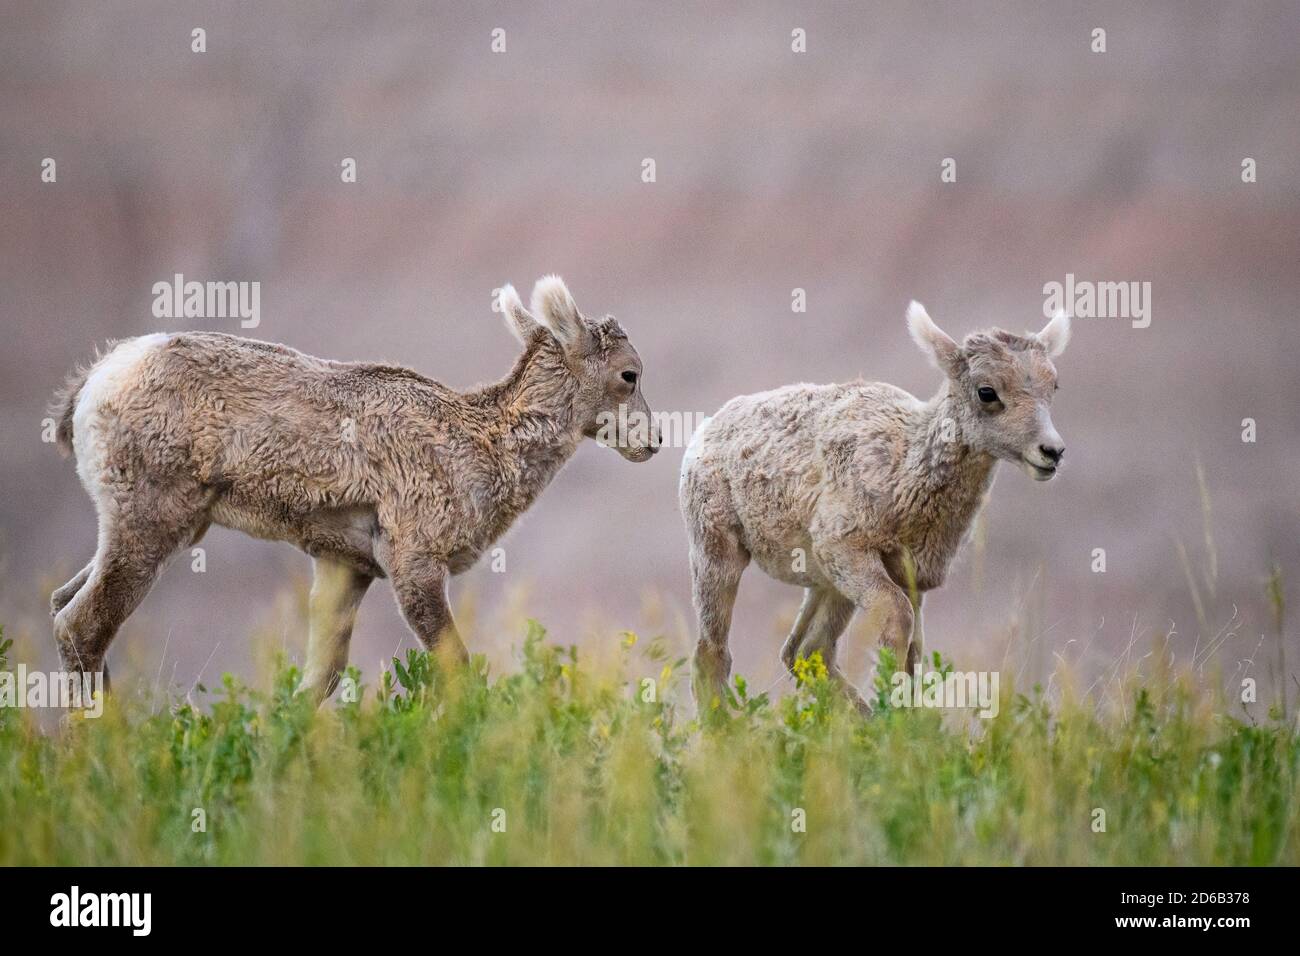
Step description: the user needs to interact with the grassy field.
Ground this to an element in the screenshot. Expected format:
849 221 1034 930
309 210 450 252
0 621 1296 866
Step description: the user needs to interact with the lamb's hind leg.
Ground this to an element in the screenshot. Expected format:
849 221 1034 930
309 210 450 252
50 560 94 617
784 588 866 713
687 524 749 714
297 557 373 704
780 588 824 672
53 498 201 697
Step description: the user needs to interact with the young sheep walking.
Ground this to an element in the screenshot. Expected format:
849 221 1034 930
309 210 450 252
680 303 1070 713
50 276 658 702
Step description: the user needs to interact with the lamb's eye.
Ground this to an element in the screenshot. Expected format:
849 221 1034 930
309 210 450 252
621 370 638 385
977 386 999 403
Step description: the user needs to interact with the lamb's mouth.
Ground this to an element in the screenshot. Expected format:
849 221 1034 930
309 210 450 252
620 445 657 463
1023 458 1057 480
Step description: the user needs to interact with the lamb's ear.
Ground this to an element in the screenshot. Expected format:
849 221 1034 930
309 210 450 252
530 275 586 350
906 300 962 375
1034 310 1071 358
496 283 540 345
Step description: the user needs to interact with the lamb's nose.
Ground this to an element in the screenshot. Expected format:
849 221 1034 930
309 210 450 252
1039 444 1064 464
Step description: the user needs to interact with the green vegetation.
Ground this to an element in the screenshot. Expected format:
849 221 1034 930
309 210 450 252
0 624 1296 865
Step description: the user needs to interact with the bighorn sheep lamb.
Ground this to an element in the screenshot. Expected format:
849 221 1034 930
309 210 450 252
50 276 658 702
680 303 1070 713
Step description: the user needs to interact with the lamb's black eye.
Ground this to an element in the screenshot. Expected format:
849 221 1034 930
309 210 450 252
621 370 638 385
977 386 999 403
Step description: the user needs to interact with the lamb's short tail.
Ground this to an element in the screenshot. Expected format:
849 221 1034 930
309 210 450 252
49 366 88 458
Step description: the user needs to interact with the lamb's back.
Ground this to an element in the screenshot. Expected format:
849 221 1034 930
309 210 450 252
687 380 921 546
696 380 919 476
138 332 471 494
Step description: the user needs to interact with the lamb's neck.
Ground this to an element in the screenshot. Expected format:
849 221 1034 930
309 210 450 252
906 383 998 528
482 336 585 506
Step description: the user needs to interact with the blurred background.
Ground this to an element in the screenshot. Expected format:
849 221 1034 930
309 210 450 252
1 1 1297 705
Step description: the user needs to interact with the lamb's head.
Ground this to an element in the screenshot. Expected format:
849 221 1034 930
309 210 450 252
907 301 1070 481
497 276 659 462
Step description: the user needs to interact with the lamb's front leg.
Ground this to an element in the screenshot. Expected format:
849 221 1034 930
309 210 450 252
297 557 373 704
388 550 470 670
813 543 916 705
909 593 924 673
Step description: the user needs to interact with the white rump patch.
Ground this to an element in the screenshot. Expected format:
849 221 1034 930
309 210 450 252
680 415 712 477
73 333 170 493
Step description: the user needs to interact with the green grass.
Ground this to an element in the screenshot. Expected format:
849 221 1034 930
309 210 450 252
0 623 1296 865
